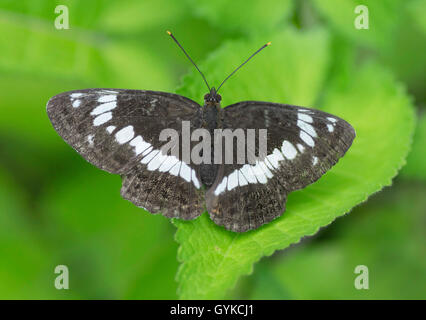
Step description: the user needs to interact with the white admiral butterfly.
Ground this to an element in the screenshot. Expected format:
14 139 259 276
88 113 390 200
47 31 355 232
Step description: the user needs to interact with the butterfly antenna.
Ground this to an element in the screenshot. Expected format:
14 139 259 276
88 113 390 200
216 42 271 93
167 30 211 91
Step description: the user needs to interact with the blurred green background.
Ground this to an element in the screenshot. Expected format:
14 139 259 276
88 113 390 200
0 0 425 299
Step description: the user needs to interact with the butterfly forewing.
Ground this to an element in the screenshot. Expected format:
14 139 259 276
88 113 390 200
47 89 205 219
206 101 355 232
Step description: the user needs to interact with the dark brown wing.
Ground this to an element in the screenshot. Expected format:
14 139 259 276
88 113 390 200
206 101 356 232
47 88 205 219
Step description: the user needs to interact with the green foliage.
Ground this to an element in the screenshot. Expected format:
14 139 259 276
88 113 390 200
401 114 426 180
0 1 174 153
311 0 405 49
0 170 63 299
0 0 423 300
182 0 293 34
311 0 426 103
407 0 426 34
0 3 174 88
174 28 415 299
39 168 179 298
246 183 426 299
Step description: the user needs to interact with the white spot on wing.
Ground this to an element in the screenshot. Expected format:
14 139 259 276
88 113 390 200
179 162 192 182
240 164 257 183
238 170 248 186
141 149 159 164
147 152 168 171
158 156 179 172
327 117 337 123
219 158 280 193
98 94 117 103
281 141 297 160
272 148 285 161
266 148 284 169
91 101 117 115
264 157 275 171
298 109 311 113
298 113 313 123
129 136 150 155
265 152 280 169
169 161 181 176
214 177 228 196
87 134 94 146
191 170 200 189
313 156 318 165
297 120 317 137
297 143 305 152
93 112 112 126
258 161 273 178
300 131 315 147
141 146 153 157
106 126 116 134
251 163 267 183
327 124 334 132
150 98 158 106
70 93 83 99
115 125 134 144
72 100 81 108
227 171 239 191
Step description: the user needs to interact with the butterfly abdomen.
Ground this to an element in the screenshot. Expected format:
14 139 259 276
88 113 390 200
199 103 222 188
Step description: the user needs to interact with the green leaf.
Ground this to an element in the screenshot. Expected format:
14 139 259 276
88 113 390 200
182 0 294 34
245 263 292 299
98 0 185 33
400 113 426 180
247 183 426 299
310 0 406 49
407 0 426 34
310 0 426 102
0 2 177 152
0 0 110 30
0 8 174 89
173 28 415 299
0 169 74 299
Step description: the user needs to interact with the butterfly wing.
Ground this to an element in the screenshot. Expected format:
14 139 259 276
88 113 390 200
47 89 205 219
206 101 356 232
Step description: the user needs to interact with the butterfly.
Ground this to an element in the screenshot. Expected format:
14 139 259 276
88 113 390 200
47 31 355 232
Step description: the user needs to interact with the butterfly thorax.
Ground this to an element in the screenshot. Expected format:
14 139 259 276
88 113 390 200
202 87 222 133
200 88 222 188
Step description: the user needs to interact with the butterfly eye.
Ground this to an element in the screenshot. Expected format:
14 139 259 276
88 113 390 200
204 93 210 100
216 94 222 102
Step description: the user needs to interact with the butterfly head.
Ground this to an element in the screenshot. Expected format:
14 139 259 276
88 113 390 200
204 87 222 104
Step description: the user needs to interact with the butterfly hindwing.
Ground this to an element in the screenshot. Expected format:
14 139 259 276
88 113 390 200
47 88 205 219
206 101 356 232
